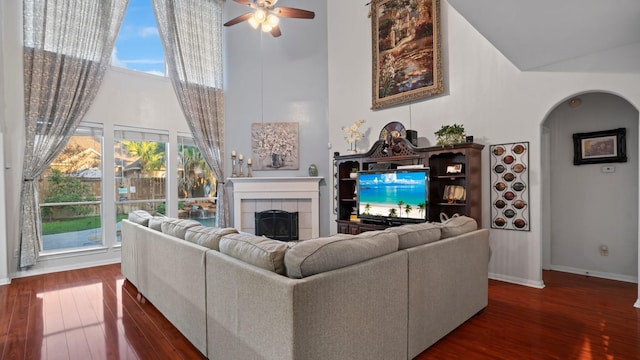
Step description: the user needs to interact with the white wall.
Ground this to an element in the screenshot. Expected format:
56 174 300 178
0 0 9 283
223 0 330 235
327 0 640 291
545 93 638 281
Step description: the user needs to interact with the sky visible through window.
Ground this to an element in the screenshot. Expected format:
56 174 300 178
111 0 165 76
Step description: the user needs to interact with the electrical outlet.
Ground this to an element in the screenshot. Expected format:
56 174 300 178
601 165 616 173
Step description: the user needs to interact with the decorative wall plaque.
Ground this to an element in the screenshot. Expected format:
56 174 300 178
490 142 530 231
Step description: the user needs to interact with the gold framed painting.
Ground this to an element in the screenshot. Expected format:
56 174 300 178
371 0 443 110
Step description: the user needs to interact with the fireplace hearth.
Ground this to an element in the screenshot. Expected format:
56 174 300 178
255 210 299 241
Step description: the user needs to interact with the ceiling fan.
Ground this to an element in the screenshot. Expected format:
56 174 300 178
224 0 315 37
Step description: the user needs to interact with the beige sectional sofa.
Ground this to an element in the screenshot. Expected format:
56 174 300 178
121 211 490 359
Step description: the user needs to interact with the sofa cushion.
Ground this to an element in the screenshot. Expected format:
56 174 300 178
148 216 166 231
161 218 201 239
219 233 289 275
385 222 442 249
185 226 238 250
284 230 399 279
439 215 478 239
128 210 152 226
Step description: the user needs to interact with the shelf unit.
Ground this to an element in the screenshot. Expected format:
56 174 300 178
334 139 484 234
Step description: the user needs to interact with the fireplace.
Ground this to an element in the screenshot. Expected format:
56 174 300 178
255 210 299 241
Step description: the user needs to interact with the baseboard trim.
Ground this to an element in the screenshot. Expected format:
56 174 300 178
489 272 545 289
635 299 640 309
11 258 121 279
547 265 638 284
0 277 11 286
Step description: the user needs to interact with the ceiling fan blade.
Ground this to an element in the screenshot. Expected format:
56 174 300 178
224 13 253 27
275 7 315 19
233 0 253 6
270 25 282 37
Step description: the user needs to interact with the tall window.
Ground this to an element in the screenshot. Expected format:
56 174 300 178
114 128 168 241
38 124 103 252
111 0 166 76
177 135 217 227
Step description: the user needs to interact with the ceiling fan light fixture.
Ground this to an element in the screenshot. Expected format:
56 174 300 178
248 16 260 29
254 9 267 23
267 14 280 27
261 23 273 32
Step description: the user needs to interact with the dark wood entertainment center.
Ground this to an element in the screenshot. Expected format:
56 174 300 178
334 139 484 234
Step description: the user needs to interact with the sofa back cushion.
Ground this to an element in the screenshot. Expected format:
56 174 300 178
128 210 152 226
219 233 290 275
161 218 201 239
439 215 478 239
385 222 442 249
284 231 399 279
185 226 238 250
148 216 167 231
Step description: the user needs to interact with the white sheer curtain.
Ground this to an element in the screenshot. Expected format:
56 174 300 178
151 0 229 227
20 0 128 267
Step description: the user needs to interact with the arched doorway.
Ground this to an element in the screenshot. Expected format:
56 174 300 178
541 92 638 285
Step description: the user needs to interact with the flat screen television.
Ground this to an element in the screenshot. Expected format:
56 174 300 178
357 168 429 224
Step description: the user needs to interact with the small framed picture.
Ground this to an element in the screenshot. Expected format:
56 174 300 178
446 163 463 174
573 128 627 165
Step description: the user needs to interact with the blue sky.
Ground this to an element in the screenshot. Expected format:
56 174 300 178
111 0 166 76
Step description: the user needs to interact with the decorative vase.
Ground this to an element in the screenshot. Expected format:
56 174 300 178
308 164 318 176
271 153 283 168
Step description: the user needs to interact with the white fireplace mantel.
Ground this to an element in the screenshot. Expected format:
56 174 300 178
228 177 323 238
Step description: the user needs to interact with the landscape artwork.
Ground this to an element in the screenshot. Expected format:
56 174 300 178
251 122 299 170
371 0 442 109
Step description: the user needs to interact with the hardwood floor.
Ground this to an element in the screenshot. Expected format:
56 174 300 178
418 270 640 359
0 265 638 359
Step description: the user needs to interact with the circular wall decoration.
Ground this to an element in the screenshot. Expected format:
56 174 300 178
490 141 530 231
494 217 506 227
379 121 407 143
512 144 525 154
502 155 515 164
512 163 526 173
503 173 516 182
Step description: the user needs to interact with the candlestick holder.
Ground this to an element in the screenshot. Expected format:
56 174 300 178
231 154 238 177
239 158 244 177
247 162 253 177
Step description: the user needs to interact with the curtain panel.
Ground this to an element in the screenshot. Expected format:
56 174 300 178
151 0 229 227
20 0 128 267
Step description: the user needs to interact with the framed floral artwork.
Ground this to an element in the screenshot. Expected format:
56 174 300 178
371 0 443 110
251 122 299 170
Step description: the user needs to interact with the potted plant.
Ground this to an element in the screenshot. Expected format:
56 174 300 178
434 123 465 146
349 167 358 179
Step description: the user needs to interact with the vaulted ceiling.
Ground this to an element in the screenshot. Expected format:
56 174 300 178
447 0 640 73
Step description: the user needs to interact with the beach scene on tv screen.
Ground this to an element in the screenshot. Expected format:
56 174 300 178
358 171 427 219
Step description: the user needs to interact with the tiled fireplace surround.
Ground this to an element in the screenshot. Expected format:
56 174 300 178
229 177 323 240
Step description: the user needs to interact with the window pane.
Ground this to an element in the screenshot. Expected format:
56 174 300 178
39 125 103 251
177 135 217 227
111 0 165 76
115 129 168 241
